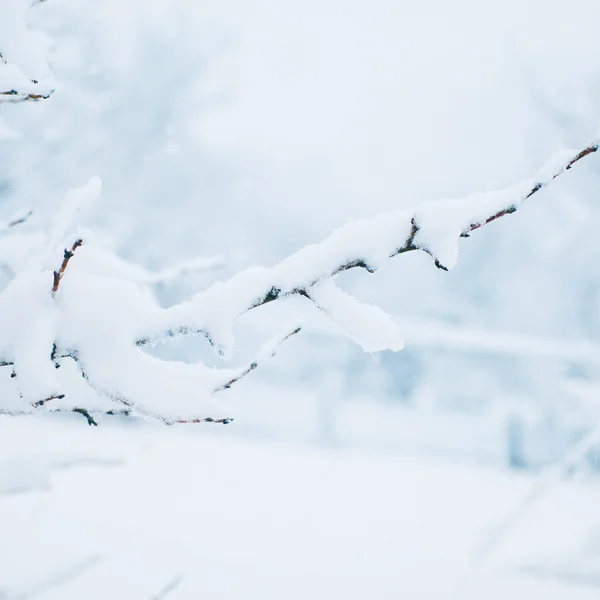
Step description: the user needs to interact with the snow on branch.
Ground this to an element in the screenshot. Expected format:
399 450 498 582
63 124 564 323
0 127 597 424
141 142 598 359
0 0 55 102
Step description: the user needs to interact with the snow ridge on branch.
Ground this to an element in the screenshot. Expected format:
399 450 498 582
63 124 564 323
0 140 597 425
0 0 55 102
0 8 598 424
141 142 598 359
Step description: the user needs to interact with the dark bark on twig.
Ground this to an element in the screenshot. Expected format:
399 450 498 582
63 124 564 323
0 90 53 101
176 417 233 424
71 407 98 426
212 326 302 392
7 210 33 228
33 393 65 407
52 239 82 296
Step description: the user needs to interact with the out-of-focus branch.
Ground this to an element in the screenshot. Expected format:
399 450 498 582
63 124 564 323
0 0 55 103
0 407 98 425
0 62 54 101
52 239 82 296
0 89 52 101
450 418 600 599
145 256 226 285
150 575 184 600
8 210 32 227
0 209 33 231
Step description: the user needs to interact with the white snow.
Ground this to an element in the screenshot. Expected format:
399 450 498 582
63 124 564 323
0 417 599 600
0 135 593 423
0 0 54 100
310 280 404 352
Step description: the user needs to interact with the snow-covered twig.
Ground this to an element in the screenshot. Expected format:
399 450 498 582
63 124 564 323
33 393 65 407
0 1 55 102
141 142 598 356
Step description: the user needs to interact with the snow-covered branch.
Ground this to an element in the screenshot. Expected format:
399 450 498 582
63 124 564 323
140 142 599 358
1 7 598 425
0 138 597 425
0 0 55 102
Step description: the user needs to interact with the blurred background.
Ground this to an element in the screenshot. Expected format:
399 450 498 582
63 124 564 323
3 0 600 470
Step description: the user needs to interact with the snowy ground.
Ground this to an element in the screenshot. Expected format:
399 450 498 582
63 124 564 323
1 415 600 600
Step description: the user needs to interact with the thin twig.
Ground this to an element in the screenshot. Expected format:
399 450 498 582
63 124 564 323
0 407 99 425
33 394 65 407
52 239 82 296
6 210 33 229
176 417 233 424
0 90 53 102
71 407 98 426
213 325 302 393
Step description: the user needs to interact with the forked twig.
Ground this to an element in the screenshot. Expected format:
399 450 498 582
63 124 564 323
52 239 82 296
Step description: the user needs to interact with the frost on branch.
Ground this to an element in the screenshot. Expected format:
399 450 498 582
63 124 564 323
0 139 597 425
0 0 55 102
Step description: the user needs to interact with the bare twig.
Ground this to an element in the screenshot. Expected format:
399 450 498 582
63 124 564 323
52 239 82 296
33 394 65 407
0 407 99 425
71 407 98 426
213 325 302 393
1 209 33 230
